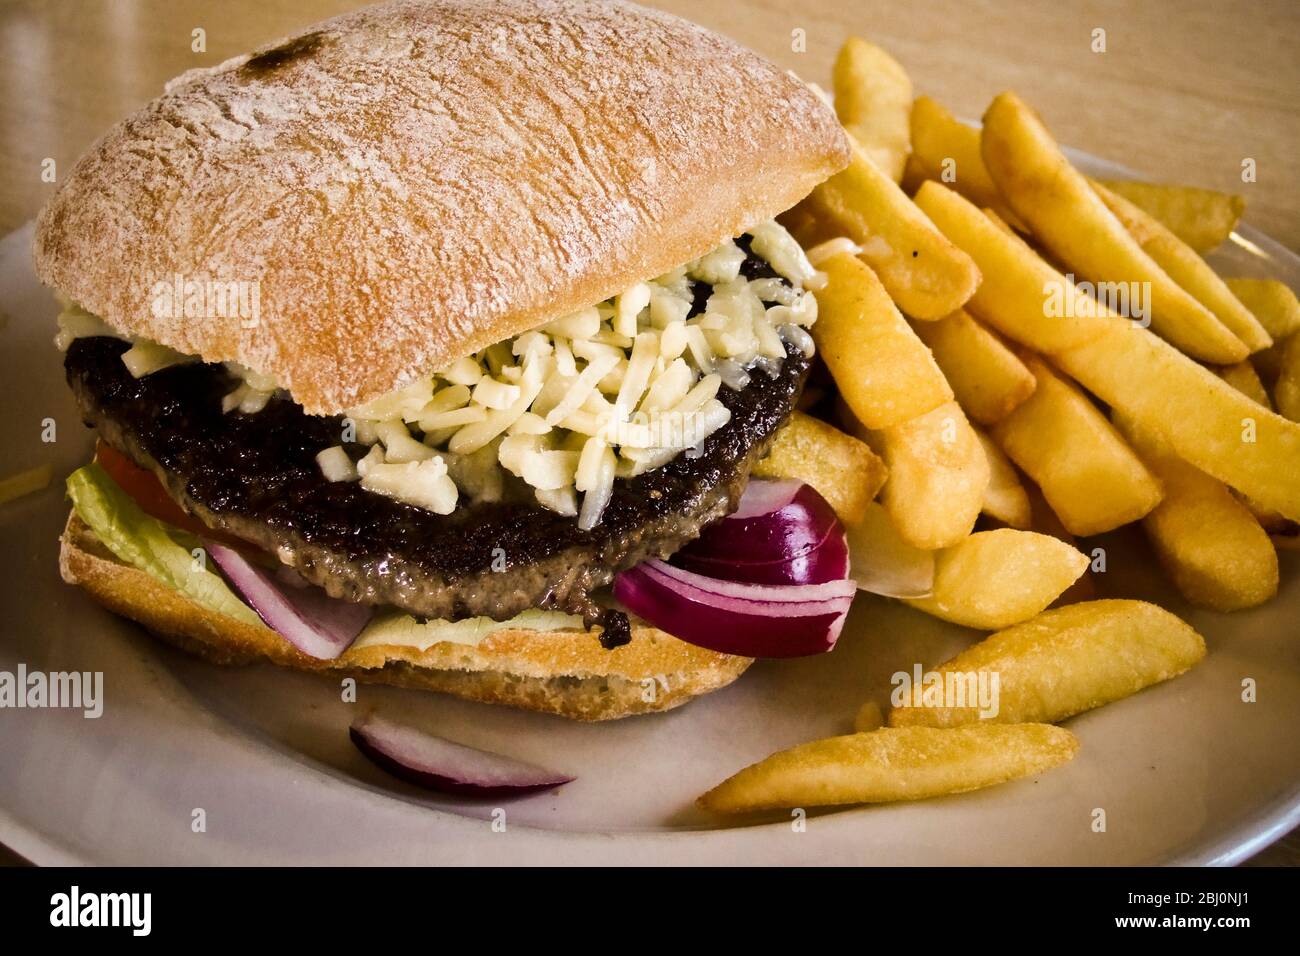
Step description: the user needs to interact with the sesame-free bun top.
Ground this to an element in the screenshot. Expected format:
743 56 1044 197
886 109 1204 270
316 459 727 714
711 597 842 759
34 0 849 414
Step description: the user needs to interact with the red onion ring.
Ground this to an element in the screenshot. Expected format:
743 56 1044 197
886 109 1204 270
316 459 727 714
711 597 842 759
350 712 573 797
676 481 847 572
643 558 856 605
673 521 849 585
730 478 804 519
206 540 372 660
614 562 852 658
613 480 857 657
672 480 850 585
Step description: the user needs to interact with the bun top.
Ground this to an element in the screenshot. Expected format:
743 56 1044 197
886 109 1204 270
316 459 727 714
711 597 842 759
34 0 848 414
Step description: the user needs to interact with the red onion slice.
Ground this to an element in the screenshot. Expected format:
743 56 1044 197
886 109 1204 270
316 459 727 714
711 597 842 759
350 712 574 797
642 558 857 606
675 480 843 575
674 521 850 585
643 567 851 619
206 540 372 660
614 563 852 658
615 480 858 657
731 478 803 519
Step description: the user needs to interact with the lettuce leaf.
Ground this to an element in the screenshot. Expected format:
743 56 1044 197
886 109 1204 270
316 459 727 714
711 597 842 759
66 462 262 628
65 462 584 649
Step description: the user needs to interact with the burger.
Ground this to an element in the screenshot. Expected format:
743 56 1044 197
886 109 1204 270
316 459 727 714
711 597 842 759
36 0 851 720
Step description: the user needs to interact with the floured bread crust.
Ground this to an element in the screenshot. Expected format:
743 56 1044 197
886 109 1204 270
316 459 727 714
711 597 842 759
59 511 752 720
33 0 849 413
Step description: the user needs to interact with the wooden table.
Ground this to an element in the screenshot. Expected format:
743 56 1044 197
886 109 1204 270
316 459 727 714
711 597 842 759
0 0 1295 866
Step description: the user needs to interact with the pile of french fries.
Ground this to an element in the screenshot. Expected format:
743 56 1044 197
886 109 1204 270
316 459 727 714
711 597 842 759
698 37 1300 816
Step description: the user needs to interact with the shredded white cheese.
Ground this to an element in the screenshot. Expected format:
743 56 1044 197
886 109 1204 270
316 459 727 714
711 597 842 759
360 455 458 515
221 362 280 412
335 219 823 527
54 306 126 351
315 445 358 482
120 340 195 378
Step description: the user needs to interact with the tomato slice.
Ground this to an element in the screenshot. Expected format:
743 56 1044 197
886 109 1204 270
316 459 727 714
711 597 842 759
94 440 228 541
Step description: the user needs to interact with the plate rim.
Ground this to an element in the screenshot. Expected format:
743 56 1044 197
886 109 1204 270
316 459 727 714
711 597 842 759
3 138 1298 866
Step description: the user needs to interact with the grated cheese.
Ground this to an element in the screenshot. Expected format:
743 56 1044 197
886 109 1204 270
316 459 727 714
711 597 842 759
315 445 358 482
332 219 826 526
120 340 195 378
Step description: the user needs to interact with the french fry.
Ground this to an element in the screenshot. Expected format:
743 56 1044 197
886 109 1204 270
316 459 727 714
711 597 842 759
872 400 989 549
915 181 1300 521
911 308 1036 424
1024 482 1096 603
983 207 1019 237
1094 181 1272 353
900 154 928 195
753 411 886 524
814 254 952 428
1025 481 1075 542
791 141 981 320
1056 330 1300 520
974 427 1031 528
833 393 871 443
908 94 1021 226
903 529 1088 629
697 723 1077 812
990 354 1162 536
0 464 53 506
1218 361 1273 409
1253 339 1286 386
832 37 912 183
889 600 1206 727
1216 362 1295 534
1096 179 1244 253
1225 278 1300 341
915 186 1112 351
1274 333 1300 422
777 201 822 249
854 701 885 733
981 92 1248 364
1114 410 1278 611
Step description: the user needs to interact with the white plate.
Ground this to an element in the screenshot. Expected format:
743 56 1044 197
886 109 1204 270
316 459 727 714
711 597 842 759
2 147 1298 865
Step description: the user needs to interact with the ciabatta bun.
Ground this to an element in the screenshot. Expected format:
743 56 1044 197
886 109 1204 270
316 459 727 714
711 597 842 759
59 511 751 720
33 0 849 414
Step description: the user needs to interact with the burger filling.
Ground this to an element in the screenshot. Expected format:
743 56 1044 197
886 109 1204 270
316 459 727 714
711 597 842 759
60 222 829 646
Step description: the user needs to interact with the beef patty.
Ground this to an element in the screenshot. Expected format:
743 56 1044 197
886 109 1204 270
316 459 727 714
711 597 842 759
67 333 808 646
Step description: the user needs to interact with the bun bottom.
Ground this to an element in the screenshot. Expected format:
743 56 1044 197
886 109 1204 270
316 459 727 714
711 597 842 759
58 512 751 720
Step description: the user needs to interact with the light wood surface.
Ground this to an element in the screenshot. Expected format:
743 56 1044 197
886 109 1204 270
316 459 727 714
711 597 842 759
2 0 1297 246
0 0 1296 866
